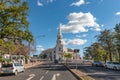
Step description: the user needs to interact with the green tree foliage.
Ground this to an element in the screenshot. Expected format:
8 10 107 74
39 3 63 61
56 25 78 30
64 52 73 64
96 29 114 61
0 0 34 55
83 25 119 62
84 43 106 61
114 23 120 63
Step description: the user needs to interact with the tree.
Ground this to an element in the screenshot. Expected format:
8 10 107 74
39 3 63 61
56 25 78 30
83 43 106 62
64 52 73 64
114 23 120 63
0 0 34 56
96 29 114 62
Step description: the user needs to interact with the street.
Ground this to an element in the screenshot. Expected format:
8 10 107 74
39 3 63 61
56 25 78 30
69 63 120 80
0 61 78 80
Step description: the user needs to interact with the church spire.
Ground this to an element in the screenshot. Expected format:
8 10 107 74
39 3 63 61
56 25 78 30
58 24 62 39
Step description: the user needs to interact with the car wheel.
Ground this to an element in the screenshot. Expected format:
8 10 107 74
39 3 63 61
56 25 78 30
0 74 2 77
14 70 18 76
22 68 25 72
113 66 117 70
105 65 107 69
96 64 98 67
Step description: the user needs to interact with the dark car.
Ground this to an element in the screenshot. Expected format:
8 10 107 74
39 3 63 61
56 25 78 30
54 59 58 64
92 61 103 67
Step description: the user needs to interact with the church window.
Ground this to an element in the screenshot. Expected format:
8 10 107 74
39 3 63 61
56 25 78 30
59 47 61 51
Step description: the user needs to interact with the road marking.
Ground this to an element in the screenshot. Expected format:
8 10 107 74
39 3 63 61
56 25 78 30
51 74 56 80
56 73 60 76
51 73 60 80
40 76 44 80
26 74 35 80
45 71 49 74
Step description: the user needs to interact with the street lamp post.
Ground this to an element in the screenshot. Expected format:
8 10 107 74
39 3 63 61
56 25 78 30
34 35 45 52
32 35 45 62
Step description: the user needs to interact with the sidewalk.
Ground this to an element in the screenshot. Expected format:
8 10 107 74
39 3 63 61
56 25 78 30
24 61 43 69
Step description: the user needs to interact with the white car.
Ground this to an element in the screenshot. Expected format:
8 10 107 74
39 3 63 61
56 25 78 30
0 62 25 75
105 61 120 70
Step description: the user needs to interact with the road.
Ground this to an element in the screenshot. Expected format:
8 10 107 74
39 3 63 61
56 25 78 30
69 63 120 80
0 61 78 80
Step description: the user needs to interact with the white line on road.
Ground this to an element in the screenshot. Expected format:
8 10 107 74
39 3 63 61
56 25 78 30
40 76 44 80
51 74 56 80
51 73 60 80
26 74 35 80
39 71 48 80
45 71 49 74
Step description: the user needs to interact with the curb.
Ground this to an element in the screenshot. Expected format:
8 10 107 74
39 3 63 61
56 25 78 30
24 61 43 69
63 64 82 80
63 64 95 80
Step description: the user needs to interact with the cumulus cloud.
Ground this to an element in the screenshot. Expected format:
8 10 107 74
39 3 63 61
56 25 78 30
116 12 120 16
37 0 43 6
60 12 100 34
63 38 87 46
36 45 45 51
71 0 89 7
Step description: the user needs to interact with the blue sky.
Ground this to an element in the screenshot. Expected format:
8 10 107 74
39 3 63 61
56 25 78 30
27 0 120 57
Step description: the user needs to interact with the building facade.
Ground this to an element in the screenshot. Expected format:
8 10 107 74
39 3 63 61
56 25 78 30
40 26 80 61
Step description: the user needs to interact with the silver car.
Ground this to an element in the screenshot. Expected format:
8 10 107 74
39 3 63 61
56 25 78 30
105 62 120 70
0 62 25 75
92 61 103 67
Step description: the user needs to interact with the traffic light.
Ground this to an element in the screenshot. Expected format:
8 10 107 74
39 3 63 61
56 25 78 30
74 49 80 53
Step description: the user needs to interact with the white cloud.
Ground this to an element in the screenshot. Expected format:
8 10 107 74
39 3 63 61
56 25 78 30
60 12 100 34
76 34 87 38
116 12 120 16
101 24 104 27
36 45 45 51
37 0 43 6
71 0 88 7
37 0 56 6
63 38 87 46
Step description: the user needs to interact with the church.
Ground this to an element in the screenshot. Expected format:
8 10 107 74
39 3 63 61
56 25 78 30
40 26 80 61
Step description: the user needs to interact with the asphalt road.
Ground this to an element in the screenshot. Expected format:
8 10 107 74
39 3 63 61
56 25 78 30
69 63 120 80
0 62 78 80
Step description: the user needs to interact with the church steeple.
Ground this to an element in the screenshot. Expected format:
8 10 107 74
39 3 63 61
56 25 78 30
57 24 62 39
57 24 63 45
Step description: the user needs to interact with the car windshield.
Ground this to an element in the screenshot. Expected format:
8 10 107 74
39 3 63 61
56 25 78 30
2 64 13 67
113 62 120 64
14 63 21 66
94 61 101 63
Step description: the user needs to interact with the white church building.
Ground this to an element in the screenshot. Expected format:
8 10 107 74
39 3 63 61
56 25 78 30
40 26 80 61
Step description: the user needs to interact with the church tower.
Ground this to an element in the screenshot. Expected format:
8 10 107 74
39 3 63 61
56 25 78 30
57 25 63 45
55 24 66 60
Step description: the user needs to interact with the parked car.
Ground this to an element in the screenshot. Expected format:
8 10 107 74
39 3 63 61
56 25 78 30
0 62 25 76
105 61 120 70
92 61 103 67
54 59 58 64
